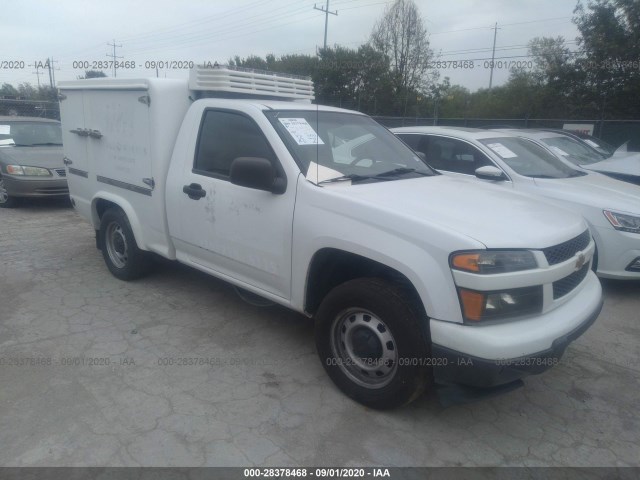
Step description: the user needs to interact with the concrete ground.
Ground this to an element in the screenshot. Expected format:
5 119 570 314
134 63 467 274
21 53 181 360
0 199 639 467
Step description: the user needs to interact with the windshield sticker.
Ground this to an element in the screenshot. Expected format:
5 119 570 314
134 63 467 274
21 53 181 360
0 138 15 146
486 142 517 159
583 139 599 148
0 125 10 135
549 146 569 156
278 118 324 145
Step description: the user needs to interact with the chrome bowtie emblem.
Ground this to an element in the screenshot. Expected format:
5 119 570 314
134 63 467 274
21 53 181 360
575 253 586 270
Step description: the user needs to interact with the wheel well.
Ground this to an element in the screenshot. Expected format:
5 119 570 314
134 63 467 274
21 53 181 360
94 198 121 221
305 248 425 317
94 199 123 249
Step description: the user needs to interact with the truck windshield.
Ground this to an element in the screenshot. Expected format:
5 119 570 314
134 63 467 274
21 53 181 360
479 137 584 179
264 110 436 184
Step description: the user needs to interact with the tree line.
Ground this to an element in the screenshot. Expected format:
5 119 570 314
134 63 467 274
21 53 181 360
1 0 637 120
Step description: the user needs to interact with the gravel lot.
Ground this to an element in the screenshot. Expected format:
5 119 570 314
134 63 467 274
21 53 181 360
1 200 639 467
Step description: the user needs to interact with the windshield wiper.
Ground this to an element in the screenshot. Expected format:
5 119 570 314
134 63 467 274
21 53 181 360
374 167 432 177
29 142 63 146
318 168 433 185
318 174 373 185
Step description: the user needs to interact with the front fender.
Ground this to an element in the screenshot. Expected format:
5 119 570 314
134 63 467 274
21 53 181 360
91 192 147 252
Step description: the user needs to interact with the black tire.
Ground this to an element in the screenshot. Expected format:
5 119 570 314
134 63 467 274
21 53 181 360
0 175 19 208
315 277 431 409
99 208 152 280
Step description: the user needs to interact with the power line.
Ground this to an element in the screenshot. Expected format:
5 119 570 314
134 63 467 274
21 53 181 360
437 40 578 56
122 3 313 55
500 16 571 27
339 0 391 11
430 16 572 36
117 0 273 43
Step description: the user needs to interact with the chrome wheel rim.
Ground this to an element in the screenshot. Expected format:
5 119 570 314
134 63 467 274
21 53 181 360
330 308 398 389
105 222 128 269
0 177 8 204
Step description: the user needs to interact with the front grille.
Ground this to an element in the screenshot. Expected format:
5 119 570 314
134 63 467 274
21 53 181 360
55 168 66 177
543 230 591 266
553 264 590 299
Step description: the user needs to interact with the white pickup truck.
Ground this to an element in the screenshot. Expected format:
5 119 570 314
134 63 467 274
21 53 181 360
58 66 602 408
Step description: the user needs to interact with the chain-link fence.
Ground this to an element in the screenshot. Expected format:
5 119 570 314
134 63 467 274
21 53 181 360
1 98 637 151
0 99 60 120
373 116 640 151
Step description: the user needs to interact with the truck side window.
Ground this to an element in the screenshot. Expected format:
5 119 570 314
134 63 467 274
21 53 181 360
194 110 275 178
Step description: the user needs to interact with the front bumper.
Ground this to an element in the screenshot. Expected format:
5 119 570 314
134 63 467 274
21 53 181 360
2 174 68 198
592 225 640 279
431 271 603 388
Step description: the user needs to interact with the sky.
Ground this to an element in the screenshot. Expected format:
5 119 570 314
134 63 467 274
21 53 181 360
0 0 582 92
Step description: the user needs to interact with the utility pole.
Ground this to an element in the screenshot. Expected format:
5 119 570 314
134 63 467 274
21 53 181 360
107 39 123 77
488 22 499 91
314 0 337 50
31 65 42 87
51 57 58 86
46 58 53 89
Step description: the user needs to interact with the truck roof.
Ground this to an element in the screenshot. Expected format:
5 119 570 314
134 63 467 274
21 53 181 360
227 99 364 114
58 77 362 115
59 65 317 103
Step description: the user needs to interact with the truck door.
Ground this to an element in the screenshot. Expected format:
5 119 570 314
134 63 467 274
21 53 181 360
59 90 90 200
169 108 296 300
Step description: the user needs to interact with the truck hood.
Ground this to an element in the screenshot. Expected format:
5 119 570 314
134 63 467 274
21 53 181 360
0 146 64 169
335 175 587 249
532 172 640 215
581 154 640 177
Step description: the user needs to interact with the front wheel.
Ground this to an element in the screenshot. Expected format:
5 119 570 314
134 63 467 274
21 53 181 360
315 278 431 409
99 208 152 280
0 175 19 208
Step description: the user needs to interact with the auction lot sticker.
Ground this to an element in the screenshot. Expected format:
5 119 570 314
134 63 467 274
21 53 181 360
486 142 518 158
279 118 324 145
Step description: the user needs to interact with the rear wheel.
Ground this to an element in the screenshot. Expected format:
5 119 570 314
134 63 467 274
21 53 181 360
0 175 18 208
315 277 431 409
99 208 152 280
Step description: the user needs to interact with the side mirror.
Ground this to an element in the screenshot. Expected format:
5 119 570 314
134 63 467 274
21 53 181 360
229 157 286 194
475 165 507 181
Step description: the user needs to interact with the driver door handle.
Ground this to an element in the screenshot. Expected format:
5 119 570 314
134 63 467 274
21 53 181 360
183 183 206 200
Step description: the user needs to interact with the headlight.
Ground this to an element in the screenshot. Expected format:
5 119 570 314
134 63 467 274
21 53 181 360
458 286 543 322
6 165 52 176
603 210 640 234
450 250 537 274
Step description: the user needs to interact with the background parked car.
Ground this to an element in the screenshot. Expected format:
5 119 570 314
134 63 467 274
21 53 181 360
393 126 640 279
539 129 619 157
498 128 640 186
0 116 67 208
